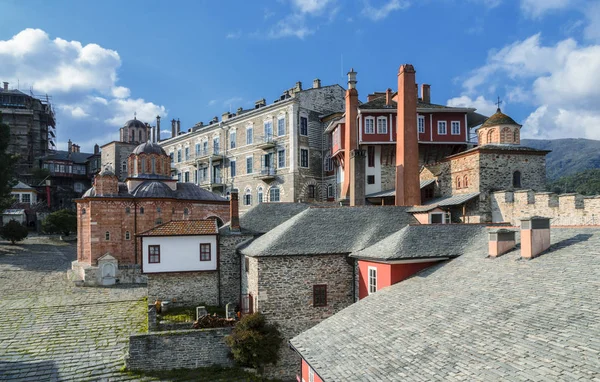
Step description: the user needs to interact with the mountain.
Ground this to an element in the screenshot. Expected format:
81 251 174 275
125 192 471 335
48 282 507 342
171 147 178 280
521 138 600 180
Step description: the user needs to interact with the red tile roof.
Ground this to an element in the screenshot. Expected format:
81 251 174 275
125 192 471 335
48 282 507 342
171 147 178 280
137 220 218 236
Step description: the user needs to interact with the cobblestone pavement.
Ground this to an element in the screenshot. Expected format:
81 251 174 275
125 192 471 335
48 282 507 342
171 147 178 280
0 236 149 381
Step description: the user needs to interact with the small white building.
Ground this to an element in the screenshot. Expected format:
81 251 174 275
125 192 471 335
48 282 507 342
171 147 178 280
1 209 26 225
11 181 38 205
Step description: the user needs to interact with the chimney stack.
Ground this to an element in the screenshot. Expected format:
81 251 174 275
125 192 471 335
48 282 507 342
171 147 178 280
295 81 302 92
156 115 161 142
255 98 266 109
520 216 551 259
171 119 176 138
313 78 321 89
68 139 73 153
421 84 431 104
488 229 516 257
94 144 100 155
2 82 7 91
350 149 366 206
385 88 392 106
341 68 359 201
237 107 243 114
229 190 240 232
395 64 421 206
176 119 181 135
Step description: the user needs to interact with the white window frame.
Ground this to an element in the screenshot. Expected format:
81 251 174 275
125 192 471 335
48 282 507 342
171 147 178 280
300 148 309 168
246 156 253 174
277 116 286 136
264 119 273 139
300 116 308 136
308 366 315 382
418 115 425 134
376 117 388 134
246 125 253 145
368 266 377 295
244 188 252 206
429 212 445 224
364 117 375 134
437 121 447 135
451 121 461 135
257 187 264 204
230 130 237 149
230 159 236 178
278 149 286 168
269 187 280 202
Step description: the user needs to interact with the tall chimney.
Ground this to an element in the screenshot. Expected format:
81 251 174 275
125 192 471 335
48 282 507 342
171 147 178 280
2 82 7 91
520 216 551 259
176 119 181 135
395 64 421 206
94 144 99 155
350 149 366 206
421 84 431 104
229 190 240 232
68 139 73 153
156 115 161 142
488 229 516 258
313 78 321 89
171 119 176 138
385 88 392 106
341 68 359 200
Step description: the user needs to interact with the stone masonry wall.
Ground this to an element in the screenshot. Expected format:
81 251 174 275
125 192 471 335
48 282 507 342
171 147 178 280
126 328 233 371
491 190 600 226
255 254 354 380
147 272 219 307
219 234 254 306
479 151 546 194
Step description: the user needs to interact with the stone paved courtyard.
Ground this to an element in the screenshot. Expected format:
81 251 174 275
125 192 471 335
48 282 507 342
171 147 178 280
0 236 149 381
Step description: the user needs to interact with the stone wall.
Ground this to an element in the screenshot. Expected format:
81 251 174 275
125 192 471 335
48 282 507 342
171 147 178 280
69 262 147 286
479 151 546 194
219 234 254 306
147 272 219 307
491 190 600 226
252 254 355 380
126 328 233 371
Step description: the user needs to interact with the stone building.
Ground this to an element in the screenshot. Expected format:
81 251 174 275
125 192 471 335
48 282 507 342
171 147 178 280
72 140 229 286
160 79 346 214
0 81 56 182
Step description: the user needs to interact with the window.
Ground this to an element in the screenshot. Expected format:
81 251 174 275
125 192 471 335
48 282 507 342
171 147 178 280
327 184 333 199
367 146 375 167
257 187 264 203
245 257 249 273
230 131 236 149
125 207 131 214
438 121 447 135
278 149 286 168
203 140 208 154
148 245 160 263
81 208 86 215
264 120 273 139
177 173 182 182
418 115 425 134
300 149 309 168
157 207 161 213
430 213 444 224
323 154 332 172
308 185 316 199
513 171 521 188
246 126 253 144
368 267 377 295
486 129 494 143
122 163 127 172
365 117 375 134
170 152 174 163
269 187 280 202
464 175 469 188
185 147 189 161
300 116 308 136
514 129 520 143
367 175 375 184
213 137 220 154
456 177 462 189
21 194 31 203
244 188 252 206
105 231 110 241
200 243 211 261
313 285 327 307
246 156 253 174
177 149 182 162
277 117 285 136
451 121 461 135
125 231 130 240
151 158 156 174
377 117 388 134
183 208 189 215
140 207 144 214
230 160 236 178
308 367 315 382
195 143 201 156
155 218 162 226
184 171 190 183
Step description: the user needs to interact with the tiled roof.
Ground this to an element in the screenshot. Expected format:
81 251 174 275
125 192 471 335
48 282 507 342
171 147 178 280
291 228 600 381
137 220 217 236
351 224 487 261
481 108 520 128
240 206 417 257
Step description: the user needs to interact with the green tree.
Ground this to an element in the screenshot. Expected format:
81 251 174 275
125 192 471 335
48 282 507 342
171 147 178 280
225 313 283 374
0 113 17 211
0 220 28 244
42 209 77 236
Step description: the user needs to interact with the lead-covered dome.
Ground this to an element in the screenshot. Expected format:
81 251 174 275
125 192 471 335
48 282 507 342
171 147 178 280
124 118 147 129
133 142 167 156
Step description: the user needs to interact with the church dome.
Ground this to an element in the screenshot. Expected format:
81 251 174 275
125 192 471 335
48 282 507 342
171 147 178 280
132 142 167 156
481 108 520 128
132 180 175 198
124 118 147 129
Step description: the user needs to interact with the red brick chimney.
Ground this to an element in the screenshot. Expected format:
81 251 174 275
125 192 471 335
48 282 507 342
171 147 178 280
395 64 421 206
341 68 359 201
520 216 550 259
229 190 240 232
421 84 431 104
385 88 392 106
488 229 516 257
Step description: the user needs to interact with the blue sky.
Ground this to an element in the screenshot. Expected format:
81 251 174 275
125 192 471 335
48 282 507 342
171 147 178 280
2 0 600 152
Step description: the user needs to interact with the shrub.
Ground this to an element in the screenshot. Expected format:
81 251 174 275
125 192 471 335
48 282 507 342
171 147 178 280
42 209 77 236
0 219 28 244
225 313 283 373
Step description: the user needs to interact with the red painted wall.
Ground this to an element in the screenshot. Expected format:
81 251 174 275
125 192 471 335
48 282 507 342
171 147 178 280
332 125 345 158
358 260 438 299
360 112 396 143
301 359 324 382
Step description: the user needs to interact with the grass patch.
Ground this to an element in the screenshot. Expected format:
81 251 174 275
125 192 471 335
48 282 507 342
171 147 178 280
159 305 226 323
127 366 282 381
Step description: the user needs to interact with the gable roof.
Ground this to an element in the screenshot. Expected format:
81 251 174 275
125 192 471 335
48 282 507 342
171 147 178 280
137 220 218 236
291 227 600 381
11 181 36 191
41 150 96 164
240 206 418 257
351 224 487 261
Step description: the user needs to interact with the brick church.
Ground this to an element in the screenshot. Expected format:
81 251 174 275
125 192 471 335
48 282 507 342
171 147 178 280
71 137 230 286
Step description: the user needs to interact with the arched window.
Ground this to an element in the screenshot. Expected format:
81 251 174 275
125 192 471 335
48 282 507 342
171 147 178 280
81 208 86 215
269 187 280 202
513 171 522 188
244 188 252 206
208 216 224 227
151 157 156 174
327 184 334 199
125 207 130 214
463 175 469 188
486 129 494 144
478 131 484 145
105 231 110 241
141 158 146 174
456 177 461 189
501 127 511 143
156 207 161 213
308 185 316 199
183 208 189 215
130 129 134 142
257 187 264 204
140 207 144 214
513 129 520 144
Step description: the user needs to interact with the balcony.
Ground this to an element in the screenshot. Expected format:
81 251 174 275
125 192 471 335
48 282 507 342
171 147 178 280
256 135 276 150
194 148 210 162
256 167 276 180
210 147 224 161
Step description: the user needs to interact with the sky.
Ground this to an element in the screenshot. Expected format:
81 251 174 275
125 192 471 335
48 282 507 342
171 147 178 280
1 0 600 152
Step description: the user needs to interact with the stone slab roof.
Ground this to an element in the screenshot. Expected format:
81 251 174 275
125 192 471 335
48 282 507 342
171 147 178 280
291 228 600 381
240 206 417 257
424 192 481 207
83 181 227 202
366 180 435 199
137 220 217 236
221 202 312 235
42 150 95 164
351 224 487 261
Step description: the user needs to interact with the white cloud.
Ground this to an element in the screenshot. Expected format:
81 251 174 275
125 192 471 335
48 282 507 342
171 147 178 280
0 28 167 152
469 0 502 8
291 0 334 14
447 95 498 117
208 99 218 106
268 14 314 39
362 0 409 21
226 31 242 39
520 0 574 18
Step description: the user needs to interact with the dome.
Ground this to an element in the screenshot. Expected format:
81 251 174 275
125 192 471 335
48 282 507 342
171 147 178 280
480 108 520 128
132 142 167 156
124 118 147 129
132 181 175 198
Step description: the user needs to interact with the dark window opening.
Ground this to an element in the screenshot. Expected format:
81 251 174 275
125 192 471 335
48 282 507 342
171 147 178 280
308 185 316 199
313 284 327 307
367 146 375 167
367 175 375 184
513 171 522 188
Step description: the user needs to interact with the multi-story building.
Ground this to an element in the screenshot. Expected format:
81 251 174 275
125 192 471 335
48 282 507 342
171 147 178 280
0 81 56 182
160 80 346 213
